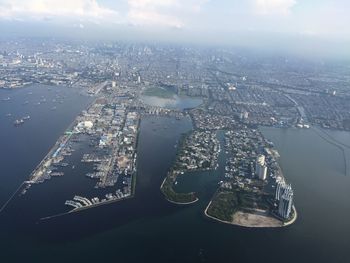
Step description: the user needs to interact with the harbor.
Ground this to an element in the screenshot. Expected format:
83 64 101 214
1 85 350 262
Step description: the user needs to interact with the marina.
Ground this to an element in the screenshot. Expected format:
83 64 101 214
6 83 142 217
1 86 350 262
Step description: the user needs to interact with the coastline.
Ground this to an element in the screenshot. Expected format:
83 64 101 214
283 205 298 226
204 200 297 228
164 197 199 205
40 193 134 221
160 177 199 205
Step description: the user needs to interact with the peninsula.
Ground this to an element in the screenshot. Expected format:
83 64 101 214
204 129 297 227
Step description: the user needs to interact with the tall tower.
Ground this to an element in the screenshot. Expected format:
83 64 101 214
258 166 267 180
255 154 267 180
278 189 293 219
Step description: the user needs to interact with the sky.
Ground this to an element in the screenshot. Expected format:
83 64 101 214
0 0 349 57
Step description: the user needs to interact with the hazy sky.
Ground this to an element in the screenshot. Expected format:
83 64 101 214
0 0 349 57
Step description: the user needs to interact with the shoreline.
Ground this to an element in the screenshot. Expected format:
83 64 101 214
311 126 349 176
283 205 298 227
204 200 297 228
164 197 199 205
160 177 199 205
40 193 134 221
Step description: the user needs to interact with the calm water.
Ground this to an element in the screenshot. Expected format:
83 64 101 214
141 95 203 110
0 86 350 262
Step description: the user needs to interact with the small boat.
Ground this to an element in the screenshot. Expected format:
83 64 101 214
51 172 64 177
6 113 11 117
2 97 10 101
23 115 30 120
14 119 24 126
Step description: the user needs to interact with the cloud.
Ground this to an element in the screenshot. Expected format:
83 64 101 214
0 0 118 21
128 9 184 29
0 0 207 29
127 0 208 28
254 0 296 15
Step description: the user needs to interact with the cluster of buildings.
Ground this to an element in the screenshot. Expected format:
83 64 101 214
175 131 220 171
161 129 221 204
0 41 83 89
2 38 350 132
65 190 129 211
255 154 268 181
190 108 238 130
291 93 350 130
78 98 139 195
219 127 295 222
24 128 75 189
275 178 294 220
224 129 270 180
9 39 350 221
24 83 140 207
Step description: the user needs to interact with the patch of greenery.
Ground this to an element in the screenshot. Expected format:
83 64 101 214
207 190 238 221
237 192 269 210
161 176 197 203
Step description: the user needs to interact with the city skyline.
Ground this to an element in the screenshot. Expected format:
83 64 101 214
0 0 349 59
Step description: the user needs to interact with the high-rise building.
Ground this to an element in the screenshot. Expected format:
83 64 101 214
255 154 267 180
275 179 294 219
275 179 285 200
240 111 249 120
258 165 267 180
256 154 265 168
278 188 293 219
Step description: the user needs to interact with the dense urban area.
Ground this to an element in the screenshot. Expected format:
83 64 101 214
1 38 350 225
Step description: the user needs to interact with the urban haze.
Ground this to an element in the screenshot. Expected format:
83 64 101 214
0 1 349 263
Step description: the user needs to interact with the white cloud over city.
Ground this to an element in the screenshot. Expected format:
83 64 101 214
254 0 296 15
0 0 118 21
126 0 208 28
0 0 349 45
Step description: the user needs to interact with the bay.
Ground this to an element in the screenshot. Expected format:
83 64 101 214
0 86 349 263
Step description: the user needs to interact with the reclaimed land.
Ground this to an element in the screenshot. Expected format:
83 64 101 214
160 131 199 204
160 130 220 205
204 189 297 228
160 172 198 204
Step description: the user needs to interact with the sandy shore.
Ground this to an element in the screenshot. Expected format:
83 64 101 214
204 201 297 228
160 176 199 205
165 197 199 205
231 211 283 228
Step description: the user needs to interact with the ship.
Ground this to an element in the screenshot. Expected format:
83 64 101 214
50 172 64 177
14 119 24 126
